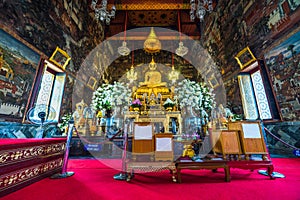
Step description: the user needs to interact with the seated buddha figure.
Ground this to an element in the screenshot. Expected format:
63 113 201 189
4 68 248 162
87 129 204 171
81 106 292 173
139 57 167 88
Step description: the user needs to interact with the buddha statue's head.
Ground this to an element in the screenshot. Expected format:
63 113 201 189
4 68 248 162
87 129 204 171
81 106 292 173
149 57 157 71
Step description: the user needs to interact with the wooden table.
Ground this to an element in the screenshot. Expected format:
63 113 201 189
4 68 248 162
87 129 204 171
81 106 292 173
175 160 230 183
228 160 275 179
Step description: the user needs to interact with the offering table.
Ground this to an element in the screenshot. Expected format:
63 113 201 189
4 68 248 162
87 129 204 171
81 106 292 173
175 159 230 183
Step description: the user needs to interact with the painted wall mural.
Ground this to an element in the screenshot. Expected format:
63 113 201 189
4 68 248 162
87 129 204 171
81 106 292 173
264 30 300 121
203 0 300 119
0 28 41 121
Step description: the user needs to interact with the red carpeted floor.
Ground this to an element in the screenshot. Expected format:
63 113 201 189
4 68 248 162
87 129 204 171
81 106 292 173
2 158 300 200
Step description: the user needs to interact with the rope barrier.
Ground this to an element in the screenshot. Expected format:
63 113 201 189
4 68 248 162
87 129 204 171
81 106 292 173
72 126 122 145
264 127 299 150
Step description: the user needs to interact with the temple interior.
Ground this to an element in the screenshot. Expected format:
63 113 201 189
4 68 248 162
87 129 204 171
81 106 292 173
0 0 300 198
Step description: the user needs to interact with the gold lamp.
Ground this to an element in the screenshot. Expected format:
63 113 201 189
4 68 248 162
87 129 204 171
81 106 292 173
126 51 137 83
143 27 161 54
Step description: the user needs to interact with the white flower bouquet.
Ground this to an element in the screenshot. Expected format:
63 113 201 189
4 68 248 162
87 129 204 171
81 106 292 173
174 79 215 116
57 113 73 132
91 82 131 112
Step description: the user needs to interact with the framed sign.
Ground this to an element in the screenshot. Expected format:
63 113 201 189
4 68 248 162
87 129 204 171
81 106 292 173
0 26 42 121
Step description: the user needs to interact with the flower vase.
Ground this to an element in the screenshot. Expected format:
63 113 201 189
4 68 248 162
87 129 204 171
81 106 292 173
105 109 113 135
112 106 124 130
182 106 198 138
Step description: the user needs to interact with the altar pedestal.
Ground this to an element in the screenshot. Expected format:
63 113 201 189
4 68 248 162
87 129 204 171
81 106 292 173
0 138 66 197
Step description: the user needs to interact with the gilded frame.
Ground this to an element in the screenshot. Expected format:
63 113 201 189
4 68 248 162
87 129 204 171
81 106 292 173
235 46 257 69
49 47 71 70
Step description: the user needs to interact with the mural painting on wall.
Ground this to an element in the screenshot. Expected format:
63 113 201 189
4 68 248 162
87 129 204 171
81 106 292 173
266 0 300 37
0 28 41 120
264 30 300 121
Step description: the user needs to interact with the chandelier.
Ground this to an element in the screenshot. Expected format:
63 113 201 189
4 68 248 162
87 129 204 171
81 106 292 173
190 0 213 22
168 65 179 84
168 54 179 84
91 0 116 25
126 51 137 83
144 27 161 54
175 42 188 57
175 11 188 57
118 11 130 56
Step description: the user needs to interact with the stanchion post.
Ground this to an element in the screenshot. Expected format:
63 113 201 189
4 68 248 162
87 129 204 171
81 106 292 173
113 118 131 180
51 118 75 179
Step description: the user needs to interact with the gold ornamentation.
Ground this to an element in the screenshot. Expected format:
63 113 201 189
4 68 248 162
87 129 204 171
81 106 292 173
0 158 63 190
235 46 257 70
182 144 195 158
133 107 140 112
126 65 137 83
0 143 65 165
168 65 179 84
144 27 161 54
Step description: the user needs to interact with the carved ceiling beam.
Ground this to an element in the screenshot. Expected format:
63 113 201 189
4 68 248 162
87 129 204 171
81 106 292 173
109 0 190 10
106 29 200 40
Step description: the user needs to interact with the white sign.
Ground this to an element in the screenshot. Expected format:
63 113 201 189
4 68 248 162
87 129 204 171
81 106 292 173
242 123 261 138
134 125 153 140
156 138 172 151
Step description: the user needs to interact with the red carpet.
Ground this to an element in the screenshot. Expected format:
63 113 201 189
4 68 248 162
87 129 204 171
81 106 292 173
2 158 300 200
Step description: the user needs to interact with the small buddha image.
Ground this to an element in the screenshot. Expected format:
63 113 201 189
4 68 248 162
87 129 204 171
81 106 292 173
148 92 157 106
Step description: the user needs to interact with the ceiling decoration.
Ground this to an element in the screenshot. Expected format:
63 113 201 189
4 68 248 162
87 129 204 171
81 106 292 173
114 0 190 10
129 10 177 27
92 0 217 82
100 0 213 40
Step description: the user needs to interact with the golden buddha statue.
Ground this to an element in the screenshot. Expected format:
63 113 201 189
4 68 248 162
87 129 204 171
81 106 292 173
139 57 167 88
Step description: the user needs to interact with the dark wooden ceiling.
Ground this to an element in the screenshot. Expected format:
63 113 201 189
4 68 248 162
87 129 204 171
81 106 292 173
87 0 218 83
93 0 207 40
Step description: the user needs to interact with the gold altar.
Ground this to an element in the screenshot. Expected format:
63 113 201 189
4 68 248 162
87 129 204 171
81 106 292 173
72 57 183 137
125 57 182 135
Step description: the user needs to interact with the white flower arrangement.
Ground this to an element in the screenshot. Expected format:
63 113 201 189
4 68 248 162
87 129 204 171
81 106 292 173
57 113 72 132
174 79 215 116
91 82 131 112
